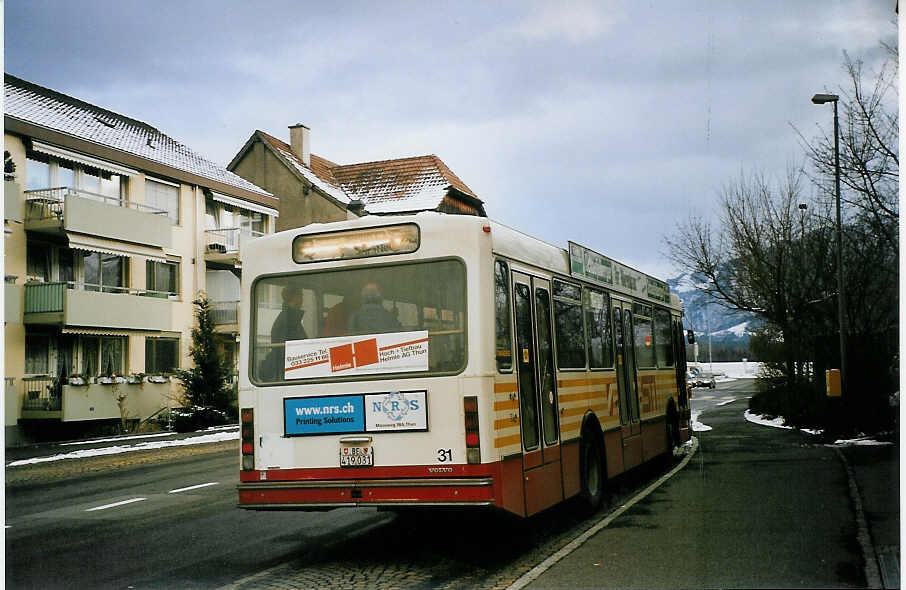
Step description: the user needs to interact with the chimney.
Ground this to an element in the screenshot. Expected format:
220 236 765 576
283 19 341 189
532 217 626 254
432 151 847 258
289 123 310 167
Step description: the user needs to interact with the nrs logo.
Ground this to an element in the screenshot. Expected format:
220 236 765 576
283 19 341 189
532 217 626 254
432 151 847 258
372 391 420 422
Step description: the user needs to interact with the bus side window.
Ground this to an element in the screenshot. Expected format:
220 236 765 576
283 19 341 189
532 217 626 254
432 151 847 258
495 260 513 372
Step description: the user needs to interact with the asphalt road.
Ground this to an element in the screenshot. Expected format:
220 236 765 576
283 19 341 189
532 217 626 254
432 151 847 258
524 377 868 589
10 377 862 589
5 447 391 589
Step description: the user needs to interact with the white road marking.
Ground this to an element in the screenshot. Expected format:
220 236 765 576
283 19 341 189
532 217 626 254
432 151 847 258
85 497 147 512
169 482 219 494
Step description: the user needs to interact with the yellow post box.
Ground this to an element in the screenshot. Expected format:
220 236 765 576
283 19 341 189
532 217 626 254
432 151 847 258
826 369 841 397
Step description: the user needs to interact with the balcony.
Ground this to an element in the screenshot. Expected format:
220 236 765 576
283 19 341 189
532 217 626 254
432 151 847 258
23 281 172 331
204 227 264 269
24 187 172 250
211 300 239 333
20 376 172 422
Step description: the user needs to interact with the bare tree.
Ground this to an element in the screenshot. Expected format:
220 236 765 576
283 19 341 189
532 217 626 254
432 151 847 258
797 49 898 251
665 168 834 383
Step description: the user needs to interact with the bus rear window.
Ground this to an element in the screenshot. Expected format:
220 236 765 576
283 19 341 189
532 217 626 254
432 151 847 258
252 259 466 382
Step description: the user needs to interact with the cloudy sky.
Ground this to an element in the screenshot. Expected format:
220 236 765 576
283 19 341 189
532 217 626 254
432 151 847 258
5 1 896 278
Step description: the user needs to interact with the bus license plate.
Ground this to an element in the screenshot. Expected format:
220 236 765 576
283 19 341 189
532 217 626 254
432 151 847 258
340 445 373 467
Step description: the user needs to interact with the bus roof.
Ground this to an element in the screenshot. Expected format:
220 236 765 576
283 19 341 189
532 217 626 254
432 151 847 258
249 212 680 311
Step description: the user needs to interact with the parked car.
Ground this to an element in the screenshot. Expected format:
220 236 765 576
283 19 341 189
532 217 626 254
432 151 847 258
693 373 716 389
166 406 230 432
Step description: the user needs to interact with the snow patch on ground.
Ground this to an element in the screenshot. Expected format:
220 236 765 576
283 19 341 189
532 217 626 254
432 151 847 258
691 410 712 432
688 361 762 379
743 410 821 435
59 432 178 446
8 430 238 467
715 397 737 406
829 436 893 447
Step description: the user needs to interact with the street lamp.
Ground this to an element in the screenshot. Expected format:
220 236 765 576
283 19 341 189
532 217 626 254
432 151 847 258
811 92 846 397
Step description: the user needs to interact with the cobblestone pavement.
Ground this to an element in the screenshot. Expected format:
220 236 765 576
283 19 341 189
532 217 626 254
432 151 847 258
5 439 238 487
219 451 690 590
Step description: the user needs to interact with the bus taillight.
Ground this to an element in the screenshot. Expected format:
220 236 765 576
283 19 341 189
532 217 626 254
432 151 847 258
464 396 480 464
241 408 254 471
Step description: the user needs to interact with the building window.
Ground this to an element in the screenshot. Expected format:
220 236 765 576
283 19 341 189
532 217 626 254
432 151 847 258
98 336 126 376
146 179 179 224
26 154 50 190
146 338 179 374
26 243 51 282
79 336 126 377
146 261 178 297
83 252 128 293
25 333 49 374
25 152 126 199
81 337 99 376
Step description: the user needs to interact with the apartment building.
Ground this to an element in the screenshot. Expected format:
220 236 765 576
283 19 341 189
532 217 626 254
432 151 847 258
4 74 278 443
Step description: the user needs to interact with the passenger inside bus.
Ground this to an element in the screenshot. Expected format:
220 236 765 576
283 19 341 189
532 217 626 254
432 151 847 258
347 281 401 335
323 290 359 337
270 285 308 343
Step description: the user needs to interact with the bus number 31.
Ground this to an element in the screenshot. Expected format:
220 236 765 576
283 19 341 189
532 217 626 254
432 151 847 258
437 448 452 462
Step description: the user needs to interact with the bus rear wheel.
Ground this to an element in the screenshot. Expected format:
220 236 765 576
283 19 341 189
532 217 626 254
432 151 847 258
579 434 604 511
665 407 680 454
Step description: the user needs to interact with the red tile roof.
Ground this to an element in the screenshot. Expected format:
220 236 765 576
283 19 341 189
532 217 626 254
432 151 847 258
255 130 482 214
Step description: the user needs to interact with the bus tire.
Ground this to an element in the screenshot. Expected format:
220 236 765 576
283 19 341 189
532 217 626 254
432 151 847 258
579 431 605 511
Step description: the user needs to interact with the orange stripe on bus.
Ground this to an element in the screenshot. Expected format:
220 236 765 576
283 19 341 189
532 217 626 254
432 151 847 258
493 399 518 411
560 407 590 418
494 434 521 448
494 417 518 430
558 391 605 403
494 382 518 393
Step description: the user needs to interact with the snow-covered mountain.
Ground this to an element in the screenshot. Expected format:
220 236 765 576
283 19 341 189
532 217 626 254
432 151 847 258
667 272 758 343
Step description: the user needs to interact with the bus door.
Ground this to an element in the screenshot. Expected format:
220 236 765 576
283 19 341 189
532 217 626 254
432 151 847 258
512 272 563 515
673 319 689 411
613 301 642 468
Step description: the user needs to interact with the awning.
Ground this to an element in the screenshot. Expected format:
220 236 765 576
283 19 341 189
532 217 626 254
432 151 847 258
32 141 139 177
212 191 279 218
66 233 168 262
62 328 183 338
62 327 132 337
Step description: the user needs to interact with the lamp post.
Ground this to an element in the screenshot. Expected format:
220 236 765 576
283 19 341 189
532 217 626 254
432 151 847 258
811 92 846 397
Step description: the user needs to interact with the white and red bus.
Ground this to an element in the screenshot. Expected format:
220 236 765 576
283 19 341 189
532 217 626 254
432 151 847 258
238 213 691 517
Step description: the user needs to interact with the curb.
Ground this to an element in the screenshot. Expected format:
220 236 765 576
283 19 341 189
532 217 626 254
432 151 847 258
833 447 885 588
506 437 700 590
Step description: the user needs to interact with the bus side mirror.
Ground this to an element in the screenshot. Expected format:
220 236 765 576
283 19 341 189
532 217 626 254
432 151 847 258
686 329 695 344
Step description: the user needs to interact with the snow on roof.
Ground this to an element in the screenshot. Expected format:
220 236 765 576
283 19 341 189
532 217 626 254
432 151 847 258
273 145 351 205
4 74 272 198
331 155 479 213
255 130 481 214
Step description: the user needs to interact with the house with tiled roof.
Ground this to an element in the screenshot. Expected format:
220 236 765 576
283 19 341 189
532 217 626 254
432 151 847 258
228 125 485 232
4 73 277 442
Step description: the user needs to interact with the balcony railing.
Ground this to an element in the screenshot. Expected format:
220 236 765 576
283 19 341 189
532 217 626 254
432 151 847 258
25 281 175 314
24 187 168 221
204 227 265 254
21 376 62 411
211 300 239 326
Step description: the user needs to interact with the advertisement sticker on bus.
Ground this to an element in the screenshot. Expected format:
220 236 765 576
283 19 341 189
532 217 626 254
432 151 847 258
284 394 365 435
364 390 427 432
284 390 428 436
283 330 429 379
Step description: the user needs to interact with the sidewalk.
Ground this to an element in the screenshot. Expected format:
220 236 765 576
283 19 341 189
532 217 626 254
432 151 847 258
838 443 900 588
519 399 897 589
